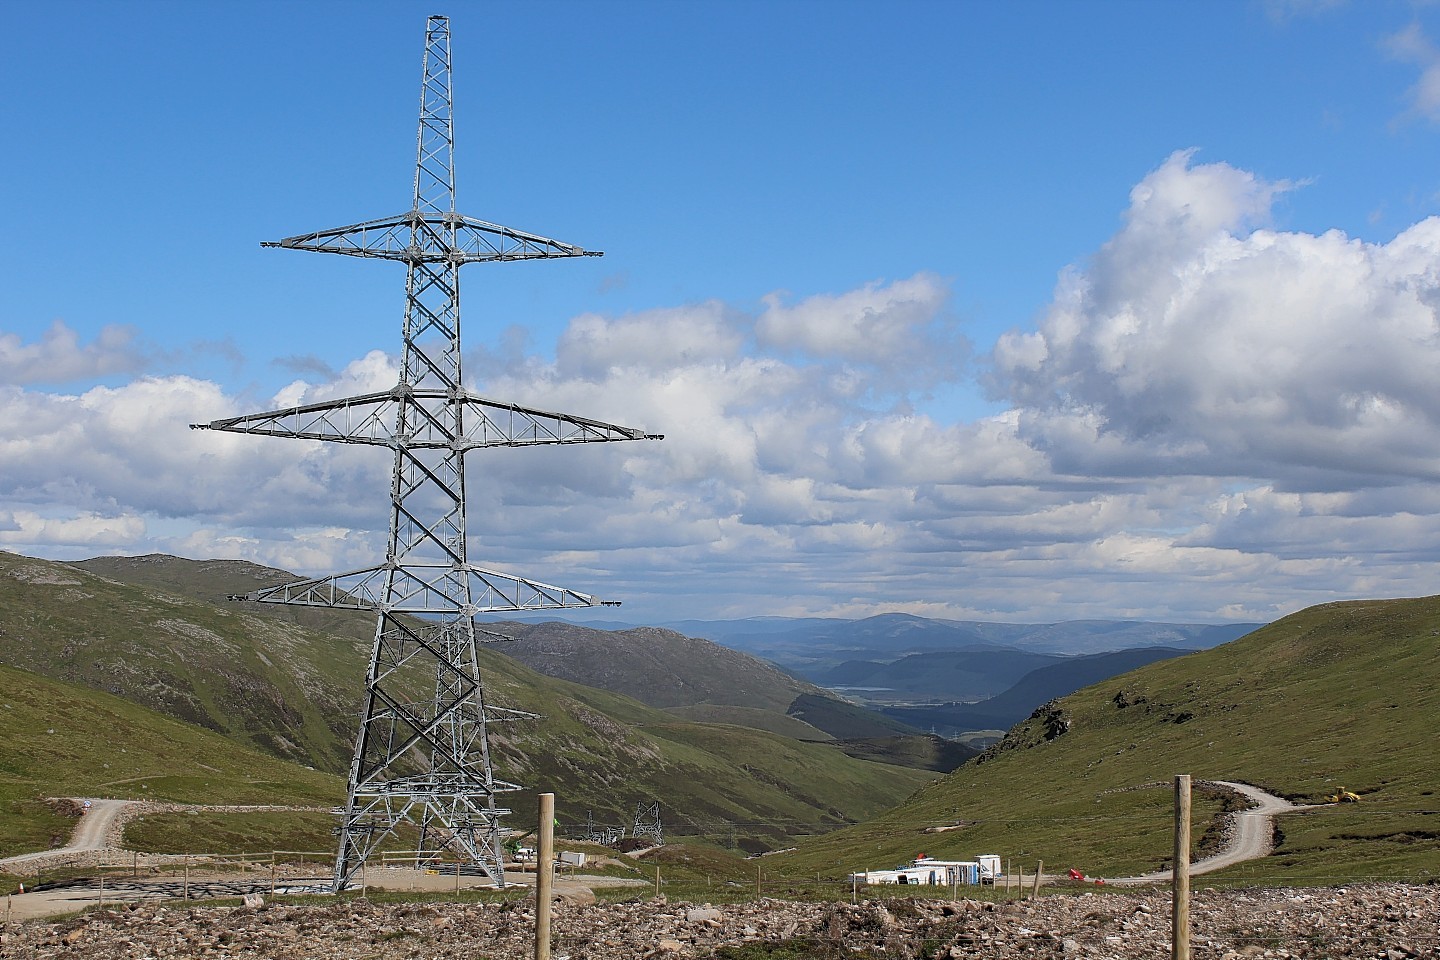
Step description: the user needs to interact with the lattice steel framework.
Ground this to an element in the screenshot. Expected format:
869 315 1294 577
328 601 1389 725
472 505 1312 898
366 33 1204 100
193 15 658 892
632 800 663 846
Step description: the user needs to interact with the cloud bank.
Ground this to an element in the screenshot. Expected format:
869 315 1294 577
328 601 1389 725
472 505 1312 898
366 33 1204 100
6 152 1440 624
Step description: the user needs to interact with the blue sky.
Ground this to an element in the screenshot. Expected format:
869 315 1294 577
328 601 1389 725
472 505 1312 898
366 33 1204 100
7 0 1440 624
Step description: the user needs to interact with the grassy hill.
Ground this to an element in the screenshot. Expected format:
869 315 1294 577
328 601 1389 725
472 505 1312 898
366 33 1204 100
772 595 1440 884
0 662 342 859
824 735 978 773
2 552 366 772
489 620 956 764
1 551 934 853
488 620 817 712
785 693 925 740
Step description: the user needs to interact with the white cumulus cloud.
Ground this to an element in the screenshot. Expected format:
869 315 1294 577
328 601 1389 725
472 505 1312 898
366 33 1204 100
9 151 1440 624
993 150 1440 486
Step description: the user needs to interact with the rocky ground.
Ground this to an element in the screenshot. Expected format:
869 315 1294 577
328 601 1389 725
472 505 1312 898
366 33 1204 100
0 883 1436 959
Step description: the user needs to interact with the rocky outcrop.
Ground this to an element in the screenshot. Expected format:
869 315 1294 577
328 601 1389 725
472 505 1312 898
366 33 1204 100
2 884 1436 958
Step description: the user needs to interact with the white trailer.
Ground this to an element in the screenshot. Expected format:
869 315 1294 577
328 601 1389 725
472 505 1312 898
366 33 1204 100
850 854 1002 887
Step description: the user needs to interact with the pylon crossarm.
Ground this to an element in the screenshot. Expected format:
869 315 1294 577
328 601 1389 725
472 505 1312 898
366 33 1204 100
482 705 540 722
419 776 523 796
457 393 663 448
260 212 603 263
192 390 660 448
232 563 609 612
464 564 605 609
192 390 410 446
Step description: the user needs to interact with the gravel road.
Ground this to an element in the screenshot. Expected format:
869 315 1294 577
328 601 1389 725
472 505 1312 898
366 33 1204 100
1109 780 1314 885
0 800 132 868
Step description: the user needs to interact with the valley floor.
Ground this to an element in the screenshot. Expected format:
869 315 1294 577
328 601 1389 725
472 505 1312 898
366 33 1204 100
1 884 1435 958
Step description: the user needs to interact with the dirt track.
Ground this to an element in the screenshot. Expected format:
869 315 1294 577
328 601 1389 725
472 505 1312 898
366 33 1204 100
2 783 1314 919
0 799 132 868
1109 779 1315 885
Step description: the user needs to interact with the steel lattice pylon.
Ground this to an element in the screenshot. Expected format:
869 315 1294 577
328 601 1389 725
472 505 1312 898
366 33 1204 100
193 15 658 892
632 800 663 846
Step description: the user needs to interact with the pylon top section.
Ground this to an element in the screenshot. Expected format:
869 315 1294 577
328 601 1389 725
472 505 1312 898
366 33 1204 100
416 16 455 217
258 17 600 267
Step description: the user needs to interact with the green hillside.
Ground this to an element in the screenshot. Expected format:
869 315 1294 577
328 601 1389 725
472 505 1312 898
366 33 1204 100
0 662 341 859
786 693 925 739
663 703 833 740
492 620 953 767
471 662 935 845
1 551 366 772
490 620 817 712
774 595 1440 883
1 551 933 852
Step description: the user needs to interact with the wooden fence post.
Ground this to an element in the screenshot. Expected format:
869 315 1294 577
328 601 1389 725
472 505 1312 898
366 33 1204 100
1031 860 1042 899
536 793 555 960
1174 775 1192 960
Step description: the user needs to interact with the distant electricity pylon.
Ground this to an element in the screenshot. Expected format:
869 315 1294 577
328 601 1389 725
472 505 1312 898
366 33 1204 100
632 800 664 846
194 15 659 892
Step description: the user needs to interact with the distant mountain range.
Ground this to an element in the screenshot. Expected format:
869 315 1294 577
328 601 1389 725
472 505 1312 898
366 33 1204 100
544 611 1264 736
650 611 1261 661
877 646 1191 735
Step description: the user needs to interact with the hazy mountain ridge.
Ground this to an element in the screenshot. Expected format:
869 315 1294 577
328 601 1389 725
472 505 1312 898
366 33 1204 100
816 648 1065 700
658 611 1260 668
879 646 1191 734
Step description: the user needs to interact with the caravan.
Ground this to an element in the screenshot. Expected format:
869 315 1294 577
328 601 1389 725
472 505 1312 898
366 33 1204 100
850 854 1002 887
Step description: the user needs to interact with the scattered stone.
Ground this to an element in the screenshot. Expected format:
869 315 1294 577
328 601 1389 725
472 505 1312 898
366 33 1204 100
2 882 1437 958
557 887 596 907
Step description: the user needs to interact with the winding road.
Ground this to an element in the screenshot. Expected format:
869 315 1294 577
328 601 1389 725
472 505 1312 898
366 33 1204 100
4 782 1314 905
1108 780 1315 885
0 798 132 868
